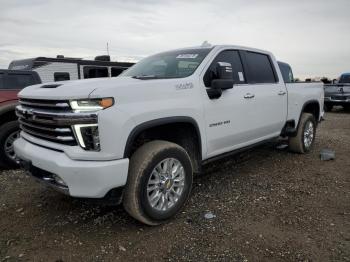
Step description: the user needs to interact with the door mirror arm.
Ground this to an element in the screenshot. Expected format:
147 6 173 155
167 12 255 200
206 87 222 99
212 79 234 90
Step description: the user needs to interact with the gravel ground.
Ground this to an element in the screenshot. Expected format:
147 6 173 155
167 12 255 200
0 110 349 262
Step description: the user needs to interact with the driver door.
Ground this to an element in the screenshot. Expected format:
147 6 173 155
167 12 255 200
202 50 258 158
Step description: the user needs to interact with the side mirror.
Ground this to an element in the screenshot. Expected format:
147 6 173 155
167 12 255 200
211 62 234 90
207 62 234 99
216 62 233 80
212 79 234 90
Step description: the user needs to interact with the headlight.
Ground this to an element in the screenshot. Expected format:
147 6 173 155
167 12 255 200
70 98 113 151
70 98 114 112
73 124 100 151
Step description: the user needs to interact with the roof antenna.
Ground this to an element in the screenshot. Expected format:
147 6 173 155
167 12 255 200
106 42 110 56
201 41 211 47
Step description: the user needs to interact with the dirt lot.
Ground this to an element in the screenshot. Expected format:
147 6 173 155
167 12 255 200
0 110 349 262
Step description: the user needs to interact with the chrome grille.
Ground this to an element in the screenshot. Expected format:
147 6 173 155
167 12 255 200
19 98 70 110
16 99 97 146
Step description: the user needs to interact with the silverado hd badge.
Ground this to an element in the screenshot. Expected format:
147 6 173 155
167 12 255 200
176 82 193 90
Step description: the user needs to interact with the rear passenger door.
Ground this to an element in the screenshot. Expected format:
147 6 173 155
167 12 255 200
240 51 287 140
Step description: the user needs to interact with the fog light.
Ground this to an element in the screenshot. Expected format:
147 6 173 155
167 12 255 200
73 124 100 151
52 174 67 187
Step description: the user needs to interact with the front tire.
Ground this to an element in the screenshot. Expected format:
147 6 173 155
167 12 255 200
123 140 193 225
288 113 316 154
0 121 20 168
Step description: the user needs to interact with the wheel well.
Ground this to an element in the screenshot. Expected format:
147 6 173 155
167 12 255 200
281 101 320 137
0 110 17 127
302 101 320 124
125 121 202 173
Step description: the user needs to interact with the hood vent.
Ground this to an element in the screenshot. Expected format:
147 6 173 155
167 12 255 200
40 84 62 89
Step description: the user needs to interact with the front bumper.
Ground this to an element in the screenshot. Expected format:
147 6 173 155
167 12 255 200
14 137 129 198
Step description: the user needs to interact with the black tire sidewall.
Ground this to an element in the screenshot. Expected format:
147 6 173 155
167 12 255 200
139 147 193 221
0 121 20 167
301 116 316 153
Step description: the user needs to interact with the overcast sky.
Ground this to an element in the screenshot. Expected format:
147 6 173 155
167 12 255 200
0 0 349 78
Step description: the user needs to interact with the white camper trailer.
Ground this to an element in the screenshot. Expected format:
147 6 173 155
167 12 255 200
8 55 134 83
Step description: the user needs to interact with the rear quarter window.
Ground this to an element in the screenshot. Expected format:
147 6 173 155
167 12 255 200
278 62 294 83
244 52 277 84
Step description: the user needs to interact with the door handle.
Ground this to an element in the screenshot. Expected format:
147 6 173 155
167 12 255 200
244 93 255 99
278 91 287 96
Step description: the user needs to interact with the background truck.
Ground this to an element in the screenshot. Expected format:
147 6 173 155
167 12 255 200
14 45 324 225
324 73 350 111
0 69 41 168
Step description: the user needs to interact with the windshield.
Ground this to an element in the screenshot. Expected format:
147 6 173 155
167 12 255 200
122 48 213 79
339 74 350 84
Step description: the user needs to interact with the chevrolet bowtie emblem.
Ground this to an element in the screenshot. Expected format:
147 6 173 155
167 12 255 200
23 109 34 120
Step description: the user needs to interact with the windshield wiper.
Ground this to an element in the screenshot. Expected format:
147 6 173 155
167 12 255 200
132 75 160 80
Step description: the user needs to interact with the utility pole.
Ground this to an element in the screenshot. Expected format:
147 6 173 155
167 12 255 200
107 42 110 56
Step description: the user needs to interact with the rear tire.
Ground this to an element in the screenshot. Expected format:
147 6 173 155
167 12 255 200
288 113 316 154
0 121 20 168
123 140 193 225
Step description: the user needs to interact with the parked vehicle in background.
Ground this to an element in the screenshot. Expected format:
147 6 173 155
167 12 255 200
324 73 350 111
0 70 41 168
8 55 134 83
14 44 324 225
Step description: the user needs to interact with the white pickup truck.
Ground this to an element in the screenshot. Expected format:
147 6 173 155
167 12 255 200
14 45 324 225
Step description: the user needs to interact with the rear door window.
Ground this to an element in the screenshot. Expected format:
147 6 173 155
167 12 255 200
244 52 277 84
204 50 245 87
5 74 35 89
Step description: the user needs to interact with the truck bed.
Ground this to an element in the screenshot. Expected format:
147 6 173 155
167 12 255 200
286 82 324 123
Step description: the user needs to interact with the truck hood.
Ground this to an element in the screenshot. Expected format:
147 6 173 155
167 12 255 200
18 77 145 100
324 84 350 96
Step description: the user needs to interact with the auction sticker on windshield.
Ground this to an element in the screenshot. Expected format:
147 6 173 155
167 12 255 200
176 54 199 59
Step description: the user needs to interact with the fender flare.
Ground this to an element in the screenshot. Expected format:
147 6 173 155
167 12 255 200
0 102 18 114
289 100 320 137
299 99 320 122
123 116 202 159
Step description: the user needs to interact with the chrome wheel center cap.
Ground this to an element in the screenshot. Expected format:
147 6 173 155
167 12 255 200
164 179 173 190
160 176 173 191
